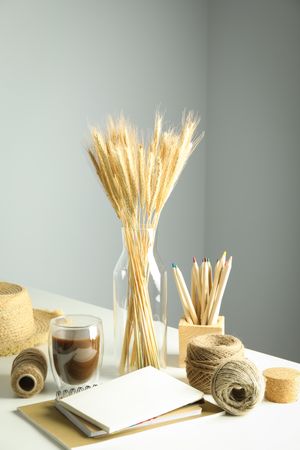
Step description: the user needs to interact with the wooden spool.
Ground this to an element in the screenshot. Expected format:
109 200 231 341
263 367 300 403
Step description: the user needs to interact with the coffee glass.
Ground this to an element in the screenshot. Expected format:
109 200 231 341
48 315 103 392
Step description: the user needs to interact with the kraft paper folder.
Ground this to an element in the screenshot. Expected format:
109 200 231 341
18 399 223 450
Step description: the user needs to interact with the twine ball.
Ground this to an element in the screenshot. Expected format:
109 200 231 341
211 359 264 415
11 348 48 398
264 367 300 403
185 334 244 394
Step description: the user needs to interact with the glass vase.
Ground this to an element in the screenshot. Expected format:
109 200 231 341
113 227 167 374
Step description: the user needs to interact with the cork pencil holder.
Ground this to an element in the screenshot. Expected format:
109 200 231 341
178 316 225 367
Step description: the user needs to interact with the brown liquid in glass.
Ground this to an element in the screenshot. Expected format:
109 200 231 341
52 335 100 385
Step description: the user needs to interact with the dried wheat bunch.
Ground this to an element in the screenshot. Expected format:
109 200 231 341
88 112 204 372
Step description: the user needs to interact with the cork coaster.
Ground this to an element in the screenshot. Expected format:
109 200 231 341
263 367 300 403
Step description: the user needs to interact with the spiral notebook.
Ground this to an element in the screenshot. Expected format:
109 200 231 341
55 366 203 434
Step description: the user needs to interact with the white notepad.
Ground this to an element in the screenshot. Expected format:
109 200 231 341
56 366 203 434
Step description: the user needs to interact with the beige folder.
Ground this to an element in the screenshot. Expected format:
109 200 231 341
18 399 223 450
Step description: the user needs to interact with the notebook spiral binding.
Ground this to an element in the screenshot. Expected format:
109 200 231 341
56 384 99 400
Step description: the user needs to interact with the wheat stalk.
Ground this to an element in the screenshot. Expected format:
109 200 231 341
89 112 204 373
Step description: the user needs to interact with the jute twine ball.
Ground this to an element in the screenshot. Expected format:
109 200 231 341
263 367 300 403
211 359 264 415
11 348 48 398
186 334 244 394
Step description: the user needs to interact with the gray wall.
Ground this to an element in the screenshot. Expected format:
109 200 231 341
0 0 207 331
0 0 299 362
205 0 300 361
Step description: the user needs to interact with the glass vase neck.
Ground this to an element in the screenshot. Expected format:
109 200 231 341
121 227 157 248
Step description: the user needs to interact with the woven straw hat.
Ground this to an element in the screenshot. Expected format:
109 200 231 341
0 282 62 356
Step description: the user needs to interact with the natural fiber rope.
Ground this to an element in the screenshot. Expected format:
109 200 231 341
11 348 48 398
185 334 244 394
211 359 264 415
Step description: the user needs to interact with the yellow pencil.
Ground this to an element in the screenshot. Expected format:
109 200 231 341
220 251 227 269
200 259 209 324
203 258 222 324
172 264 193 324
175 265 199 324
204 260 210 311
201 259 213 325
191 257 198 310
200 259 207 324
197 261 203 322
208 260 213 294
192 257 202 322
206 251 227 324
208 256 232 325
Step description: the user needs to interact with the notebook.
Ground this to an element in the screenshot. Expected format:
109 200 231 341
55 400 204 438
55 402 202 437
55 366 203 434
18 399 223 450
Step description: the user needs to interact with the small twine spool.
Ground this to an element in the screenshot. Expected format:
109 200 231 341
11 348 48 398
263 367 300 403
185 334 244 394
211 359 264 415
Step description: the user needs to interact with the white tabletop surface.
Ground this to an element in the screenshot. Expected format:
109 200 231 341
1 288 299 450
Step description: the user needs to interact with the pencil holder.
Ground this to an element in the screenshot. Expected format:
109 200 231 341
178 316 225 367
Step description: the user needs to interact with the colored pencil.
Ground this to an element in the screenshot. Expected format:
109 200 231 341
172 264 193 324
173 251 231 326
208 256 232 325
175 266 198 324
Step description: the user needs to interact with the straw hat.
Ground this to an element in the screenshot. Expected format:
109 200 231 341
0 282 62 356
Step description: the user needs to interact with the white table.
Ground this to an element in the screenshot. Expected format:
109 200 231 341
1 289 299 450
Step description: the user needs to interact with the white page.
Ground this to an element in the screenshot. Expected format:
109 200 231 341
58 366 203 433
